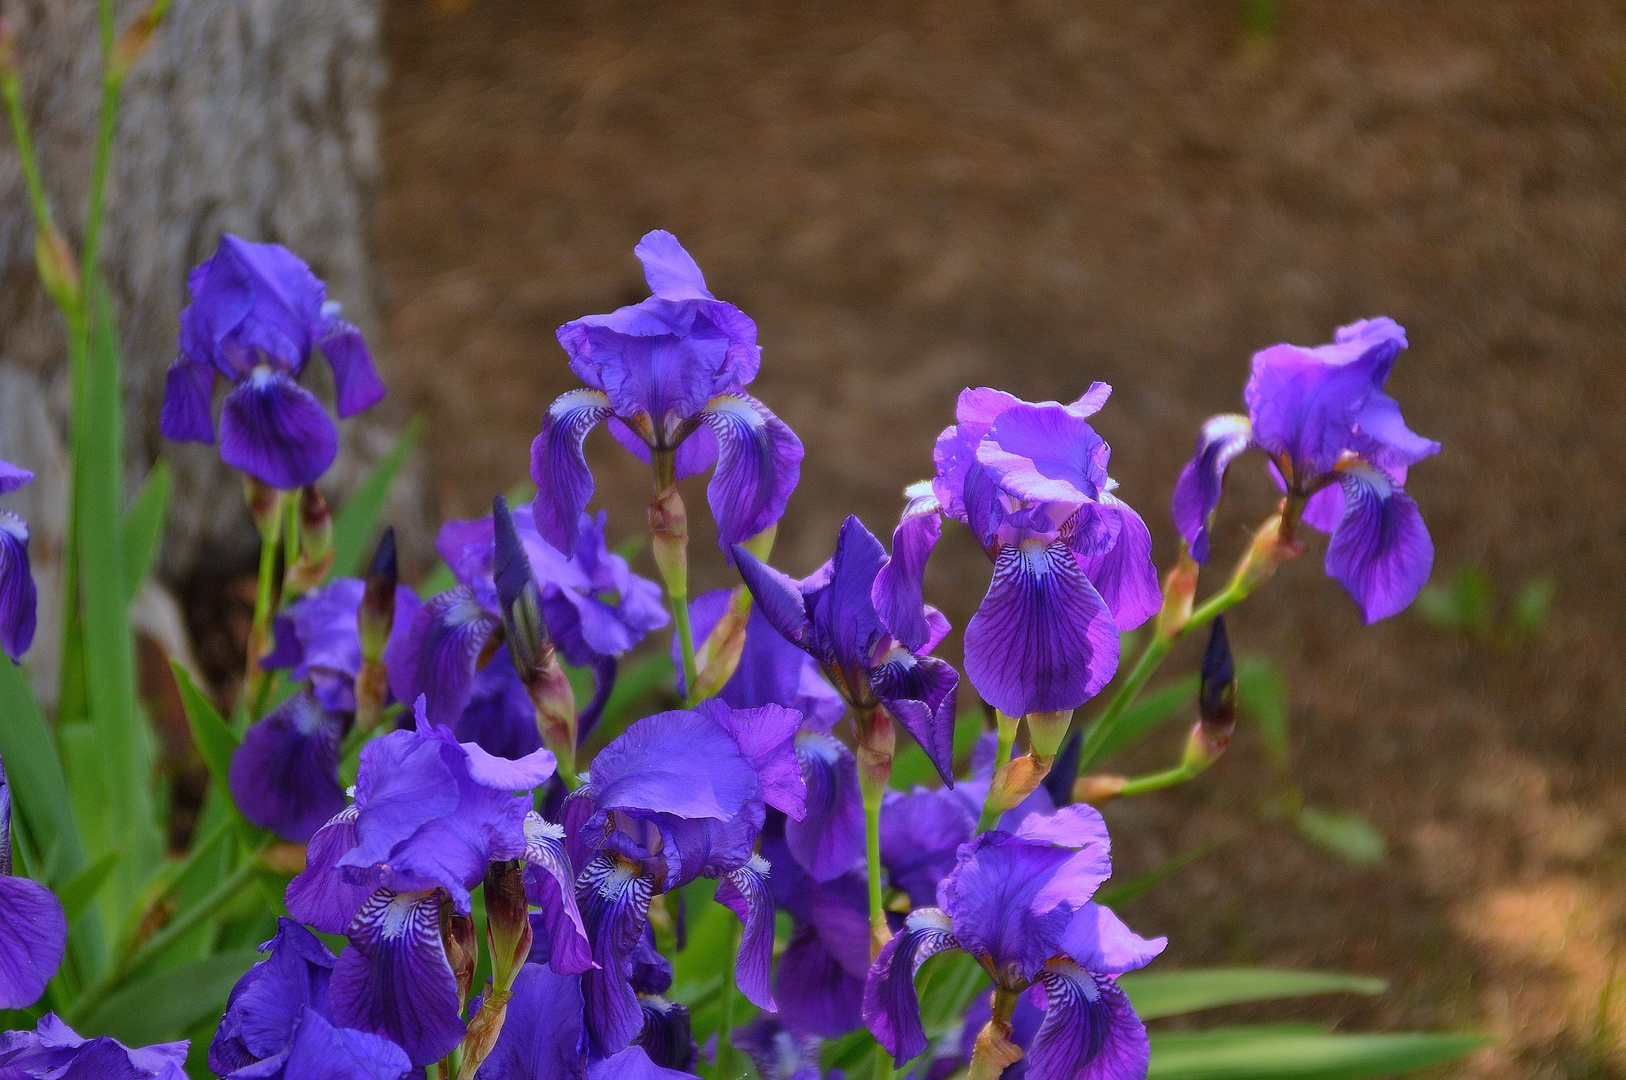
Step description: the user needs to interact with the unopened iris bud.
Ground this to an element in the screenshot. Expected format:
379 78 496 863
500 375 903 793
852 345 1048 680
33 223 80 311
241 474 283 537
1183 615 1237 773
483 859 532 993
493 496 577 775
1228 513 1305 600
283 486 334 596
648 475 689 599
1025 710 1073 763
1155 547 1200 640
442 906 478 1011
1073 774 1128 805
691 586 750 702
459 986 514 1078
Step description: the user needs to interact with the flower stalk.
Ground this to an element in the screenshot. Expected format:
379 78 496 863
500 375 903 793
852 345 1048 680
856 705 895 958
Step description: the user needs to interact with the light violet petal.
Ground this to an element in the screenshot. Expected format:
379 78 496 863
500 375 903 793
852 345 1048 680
1071 495 1160 632
861 908 958 1066
0 876 65 1009
1169 414 1253 564
635 230 713 301
523 814 594 976
873 493 942 653
700 394 803 554
1059 904 1166 976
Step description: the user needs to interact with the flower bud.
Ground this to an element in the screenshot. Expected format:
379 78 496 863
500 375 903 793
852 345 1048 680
985 752 1049 818
855 706 895 799
493 496 577 773
1025 710 1073 762
1073 774 1128 805
33 223 80 311
358 528 398 661
1183 615 1237 773
691 586 749 702
1155 547 1200 640
1228 513 1305 600
283 487 334 596
483 859 533 993
442 906 478 1011
648 483 688 599
108 1 164 84
241 475 283 536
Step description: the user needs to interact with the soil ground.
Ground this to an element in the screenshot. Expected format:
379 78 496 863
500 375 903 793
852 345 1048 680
374 2 1626 1075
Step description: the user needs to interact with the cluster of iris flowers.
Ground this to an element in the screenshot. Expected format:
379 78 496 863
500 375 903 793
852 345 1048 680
0 229 1437 1080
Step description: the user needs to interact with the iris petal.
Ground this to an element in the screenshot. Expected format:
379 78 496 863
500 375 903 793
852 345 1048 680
0 515 37 662
785 734 864 882
1026 962 1149 1080
230 691 346 843
523 813 594 976
862 908 959 1066
1326 462 1434 623
699 393 803 554
530 388 613 554
715 855 777 1010
158 355 217 443
1170 414 1254 565
218 369 338 490
1070 495 1160 632
285 806 371 935
330 890 464 1068
577 855 657 1058
0 875 66 1009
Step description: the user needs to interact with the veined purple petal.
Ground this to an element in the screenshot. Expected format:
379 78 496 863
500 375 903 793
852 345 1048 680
1170 414 1254 565
523 813 593 976
593 331 725 442
0 1014 188 1079
316 318 385 418
286 806 371 935
697 700 806 820
979 403 1109 507
399 587 502 728
0 515 37 662
1059 904 1166 976
873 488 942 653
330 890 463 1068
231 692 346 843
185 235 326 374
774 920 865 1038
577 855 657 1058
862 908 959 1066
159 355 217 443
879 788 974 909
1068 383 1113 418
932 388 1022 522
0 875 65 1009
732 1015 820 1080
1027 963 1148 1080
475 964 585 1080
870 652 959 788
699 393 803 553
1326 462 1434 623
531 389 613 554
964 541 1118 717
586 1045 700 1080
218 368 338 490
589 709 761 822
210 919 336 1075
608 417 719 479
344 729 460 867
785 734 864 882
1071 495 1159 632
252 1007 412 1080
809 517 889 685
716 855 776 1010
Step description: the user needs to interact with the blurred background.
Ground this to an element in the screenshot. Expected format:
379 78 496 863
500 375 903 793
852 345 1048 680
6 0 1626 1076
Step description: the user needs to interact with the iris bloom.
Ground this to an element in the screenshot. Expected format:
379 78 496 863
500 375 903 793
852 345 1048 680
864 805 1164 1080
1171 318 1439 622
0 1015 188 1079
732 1015 836 1080
561 700 805 1057
0 460 36 662
387 505 666 734
530 231 802 556
899 387 1160 719
283 699 560 1066
734 515 960 786
159 235 384 489
0 752 65 1010
209 919 411 1079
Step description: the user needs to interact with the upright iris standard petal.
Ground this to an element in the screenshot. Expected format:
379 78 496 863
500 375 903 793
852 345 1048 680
1244 341 1388 478
330 890 464 1068
785 734 864 882
862 908 959 1065
230 692 347 843
878 788 974 909
963 541 1119 717
1170 414 1254 564
0 512 37 662
218 368 340 490
475 964 586 1080
715 855 776 1010
697 393 803 552
586 710 761 824
530 389 614 554
872 488 942 653
1026 963 1149 1080
1325 463 1434 623
977 403 1108 506
695 700 806 820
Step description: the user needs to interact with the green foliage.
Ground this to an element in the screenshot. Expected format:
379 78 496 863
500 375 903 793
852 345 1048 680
1122 969 1386 1021
330 416 423 579
1418 564 1554 646
1146 1028 1487 1079
120 461 170 603
1296 808 1387 867
171 662 269 850
76 951 258 1049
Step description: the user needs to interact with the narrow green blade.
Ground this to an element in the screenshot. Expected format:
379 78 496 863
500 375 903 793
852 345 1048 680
77 950 259 1047
330 416 422 579
120 460 170 604
1122 968 1386 1021
55 849 122 926
1147 1027 1489 1079
171 662 267 850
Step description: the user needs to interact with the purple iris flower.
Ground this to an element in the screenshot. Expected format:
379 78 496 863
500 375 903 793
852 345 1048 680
530 230 803 555
563 700 805 1057
636 994 698 1073
159 234 384 489
733 515 961 786
386 505 666 735
677 590 858 882
1171 318 1440 622
864 805 1164 1080
0 460 36 662
283 698 556 1066
0 1014 188 1079
261 577 418 714
475 963 586 1080
209 919 411 1080
898 387 1160 719
0 751 65 1010
733 1015 842 1080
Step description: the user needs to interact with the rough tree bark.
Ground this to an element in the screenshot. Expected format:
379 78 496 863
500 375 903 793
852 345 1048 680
0 0 422 704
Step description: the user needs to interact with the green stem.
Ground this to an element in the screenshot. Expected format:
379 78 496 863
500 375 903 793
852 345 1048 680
282 493 301 585
0 73 54 231
1117 763 1200 799
244 494 286 711
976 712 1020 833
670 587 699 704
114 816 231 953
713 924 742 1080
862 780 885 953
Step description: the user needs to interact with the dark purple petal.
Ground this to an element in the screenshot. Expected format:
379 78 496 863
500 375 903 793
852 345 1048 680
230 691 346 843
1170 414 1254 565
964 542 1118 717
316 318 385 418
699 393 803 553
873 489 942 653
862 908 959 1065
785 734 864 882
0 875 65 1009
697 699 806 820
1027 964 1148 1080
1071 496 1160 632
588 331 725 440
0 516 37 662
394 587 502 728
586 1045 699 1080
210 919 336 1075
879 788 974 909
731 549 816 655
774 921 865 1038
870 653 959 788
159 355 217 443
454 652 543 761
262 1007 412 1080
475 964 585 1080
811 518 890 682
218 369 338 490
530 389 613 554
1325 462 1434 623
978 404 1108 507
715 855 776 1010
732 1015 820 1080
523 814 594 976
577 855 657 1058
285 806 370 935
330 890 464 1068
1059 904 1166 976
588 709 761 822
182 235 326 375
